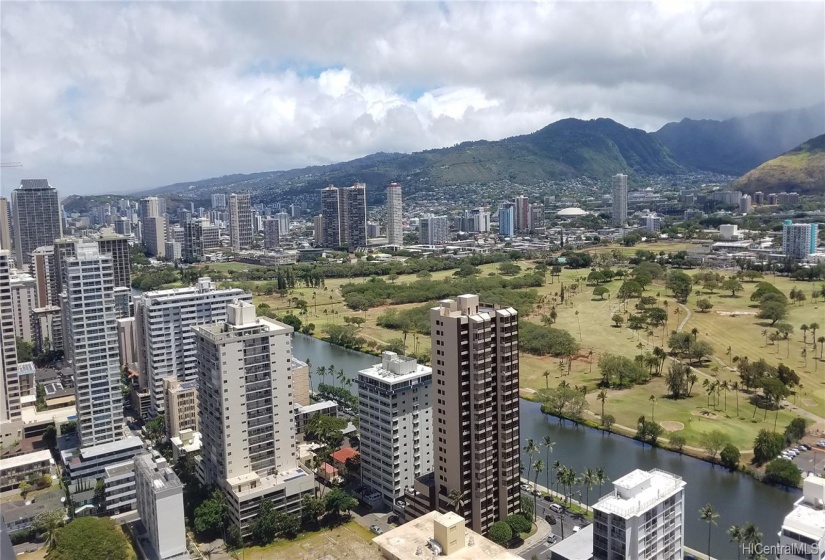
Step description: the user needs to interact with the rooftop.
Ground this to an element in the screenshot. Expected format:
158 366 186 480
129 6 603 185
374 511 521 560
595 469 685 519
359 352 432 384
547 524 594 560
0 449 53 470
295 400 338 415
330 448 359 464
783 503 825 541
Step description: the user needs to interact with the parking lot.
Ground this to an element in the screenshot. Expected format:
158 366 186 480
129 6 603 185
792 441 825 476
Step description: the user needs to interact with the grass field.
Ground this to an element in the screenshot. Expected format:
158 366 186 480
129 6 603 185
214 248 824 454
236 521 381 560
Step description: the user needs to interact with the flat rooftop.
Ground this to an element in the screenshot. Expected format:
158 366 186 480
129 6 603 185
374 511 521 560
595 469 685 519
295 400 338 415
783 504 825 541
548 524 594 560
0 449 54 470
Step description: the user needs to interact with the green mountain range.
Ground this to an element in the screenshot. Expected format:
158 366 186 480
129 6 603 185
734 134 825 195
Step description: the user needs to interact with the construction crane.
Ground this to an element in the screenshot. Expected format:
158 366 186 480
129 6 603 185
0 162 22 167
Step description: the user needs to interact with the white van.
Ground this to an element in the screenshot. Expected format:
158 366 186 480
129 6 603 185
549 503 563 513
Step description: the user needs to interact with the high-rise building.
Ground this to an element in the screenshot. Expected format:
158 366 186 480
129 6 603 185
465 208 491 233
116 317 138 367
163 378 199 439
97 233 132 288
143 215 167 258
320 184 368 250
386 183 403 246
739 194 752 214
114 217 132 236
529 204 545 231
313 215 324 246
782 220 818 260
0 251 21 422
164 241 182 261
264 217 280 250
0 197 11 251
611 174 628 227
9 269 36 343
211 193 227 210
134 277 252 416
428 295 520 535
228 193 253 251
419 215 449 245
11 180 63 270
133 453 187 560
592 468 686 560
498 203 515 238
183 218 220 261
61 243 124 446
32 245 57 306
275 211 290 236
777 475 825 560
358 352 432 509
193 301 313 534
514 196 530 232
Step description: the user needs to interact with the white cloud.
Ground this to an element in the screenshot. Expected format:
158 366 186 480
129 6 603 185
1 1 822 195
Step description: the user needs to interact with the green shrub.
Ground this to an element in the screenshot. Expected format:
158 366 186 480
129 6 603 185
488 521 513 545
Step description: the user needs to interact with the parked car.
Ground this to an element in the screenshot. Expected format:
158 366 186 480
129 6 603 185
547 534 558 544
543 495 553 502
549 503 563 513
521 483 530 491
387 515 399 524
370 525 383 535
799 444 811 451
545 515 557 525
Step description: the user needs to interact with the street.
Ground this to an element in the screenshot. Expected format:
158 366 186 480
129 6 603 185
519 488 589 560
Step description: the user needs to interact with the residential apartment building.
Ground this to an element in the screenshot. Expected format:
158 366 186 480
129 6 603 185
313 215 324 246
211 193 226 210
1 251 22 422
777 475 825 560
0 197 11 251
134 453 187 560
183 217 220 261
530 204 545 231
498 203 515 238
320 183 368 250
611 174 628 227
9 269 36 342
60 243 124 446
0 449 53 492
275 211 290 236
228 193 253 251
11 179 63 271
427 295 520 535
143 215 167 258
358 352 433 510
264 217 280 250
116 317 138 367
31 245 57 307
592 468 686 560
514 195 530 233
465 208 491 233
134 277 251 416
386 183 403 245
419 215 448 246
193 301 313 534
782 220 819 260
32 305 62 353
164 378 199 439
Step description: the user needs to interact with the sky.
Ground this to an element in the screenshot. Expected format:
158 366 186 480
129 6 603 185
1 1 823 197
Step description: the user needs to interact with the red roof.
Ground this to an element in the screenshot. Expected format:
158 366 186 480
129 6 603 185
321 462 338 475
330 448 359 463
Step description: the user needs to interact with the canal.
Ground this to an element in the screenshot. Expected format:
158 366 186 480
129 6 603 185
292 333 798 557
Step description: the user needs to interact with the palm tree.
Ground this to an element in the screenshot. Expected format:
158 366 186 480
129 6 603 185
597 390 608 429
732 381 740 417
703 378 712 408
726 346 732 365
542 436 555 494
691 327 699 340
699 503 720 560
553 461 563 495
447 489 464 515
819 336 825 359
810 322 820 347
649 395 656 423
523 438 539 489
306 358 313 394
742 522 763 559
532 460 544 520
543 369 551 389
761 329 768 347
720 380 728 411
581 468 595 513
317 366 326 391
594 467 608 500
727 524 745 560
801 324 809 345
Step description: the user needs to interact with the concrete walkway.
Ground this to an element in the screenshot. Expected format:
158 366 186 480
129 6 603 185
513 516 552 555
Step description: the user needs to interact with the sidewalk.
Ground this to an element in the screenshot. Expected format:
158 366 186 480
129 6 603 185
513 516 551 555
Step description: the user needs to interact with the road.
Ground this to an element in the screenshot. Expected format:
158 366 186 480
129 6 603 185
519 488 588 560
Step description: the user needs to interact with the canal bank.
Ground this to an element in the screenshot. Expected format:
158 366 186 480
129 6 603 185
291 333 800 558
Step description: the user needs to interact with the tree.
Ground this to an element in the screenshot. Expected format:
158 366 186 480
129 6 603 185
448 488 465 514
33 509 64 550
757 299 788 326
324 488 358 518
596 390 608 425
727 525 746 560
523 438 539 488
47 517 131 560
665 362 692 399
697 299 713 313
699 430 730 463
721 278 744 296
669 435 686 454
698 503 719 560
720 444 740 471
301 495 325 528
666 271 693 302
602 414 615 432
16 338 35 362
280 313 303 331
763 458 802 487
506 513 531 535
742 523 764 560
251 501 280 545
194 489 226 538
611 313 624 328
753 429 784 465
488 521 513 545
542 436 555 494
593 286 609 300
617 280 643 300
784 417 808 443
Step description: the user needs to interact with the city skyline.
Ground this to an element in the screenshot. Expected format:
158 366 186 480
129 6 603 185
2 2 822 196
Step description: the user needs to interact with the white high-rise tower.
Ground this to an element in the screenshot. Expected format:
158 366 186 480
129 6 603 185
611 174 628 227
386 183 403 246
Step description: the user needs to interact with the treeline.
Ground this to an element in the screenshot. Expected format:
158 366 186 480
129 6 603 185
340 272 544 312
520 322 579 357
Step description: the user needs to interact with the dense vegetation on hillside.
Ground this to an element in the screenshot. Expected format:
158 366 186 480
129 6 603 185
734 134 825 195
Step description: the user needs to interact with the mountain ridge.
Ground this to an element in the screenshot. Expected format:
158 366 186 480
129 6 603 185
733 134 825 195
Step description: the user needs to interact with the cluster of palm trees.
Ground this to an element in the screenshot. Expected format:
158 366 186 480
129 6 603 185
521 437 609 515
699 502 766 560
306 360 353 394
701 378 740 414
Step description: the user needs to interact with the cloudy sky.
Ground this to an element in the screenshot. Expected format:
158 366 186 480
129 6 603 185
1 1 823 196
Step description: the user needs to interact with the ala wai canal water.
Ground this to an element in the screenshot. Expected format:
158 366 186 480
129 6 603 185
291 333 799 557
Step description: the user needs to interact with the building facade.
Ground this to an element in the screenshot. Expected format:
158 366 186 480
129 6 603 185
592 469 686 560
320 184 368 250
134 277 251 416
163 378 199 439
514 195 530 233
194 301 313 534
0 251 21 423
420 215 449 246
611 174 628 227
498 203 515 238
782 220 818 260
9 269 36 342
134 453 187 560
386 183 403 245
143 215 167 258
264 217 280 250
428 295 520 535
358 352 432 509
211 194 226 210
11 180 63 271
777 475 825 560
61 243 124 446
228 193 253 251
0 197 11 251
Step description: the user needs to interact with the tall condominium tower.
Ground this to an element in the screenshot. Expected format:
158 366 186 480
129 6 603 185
514 195 530 233
611 173 628 227
358 352 433 509
193 301 313 534
0 251 21 422
498 203 515 238
134 277 251 416
782 220 818 259
211 193 227 210
183 218 220 261
228 193 253 251
61 243 124 446
386 183 403 246
11 180 63 270
0 197 11 251
264 217 280 250
429 295 520 535
320 183 368 250
592 469 686 560
9 269 36 343
275 211 290 236
419 215 448 246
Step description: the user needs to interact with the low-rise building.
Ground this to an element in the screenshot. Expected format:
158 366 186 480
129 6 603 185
294 401 338 439
170 429 202 462
0 449 54 492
